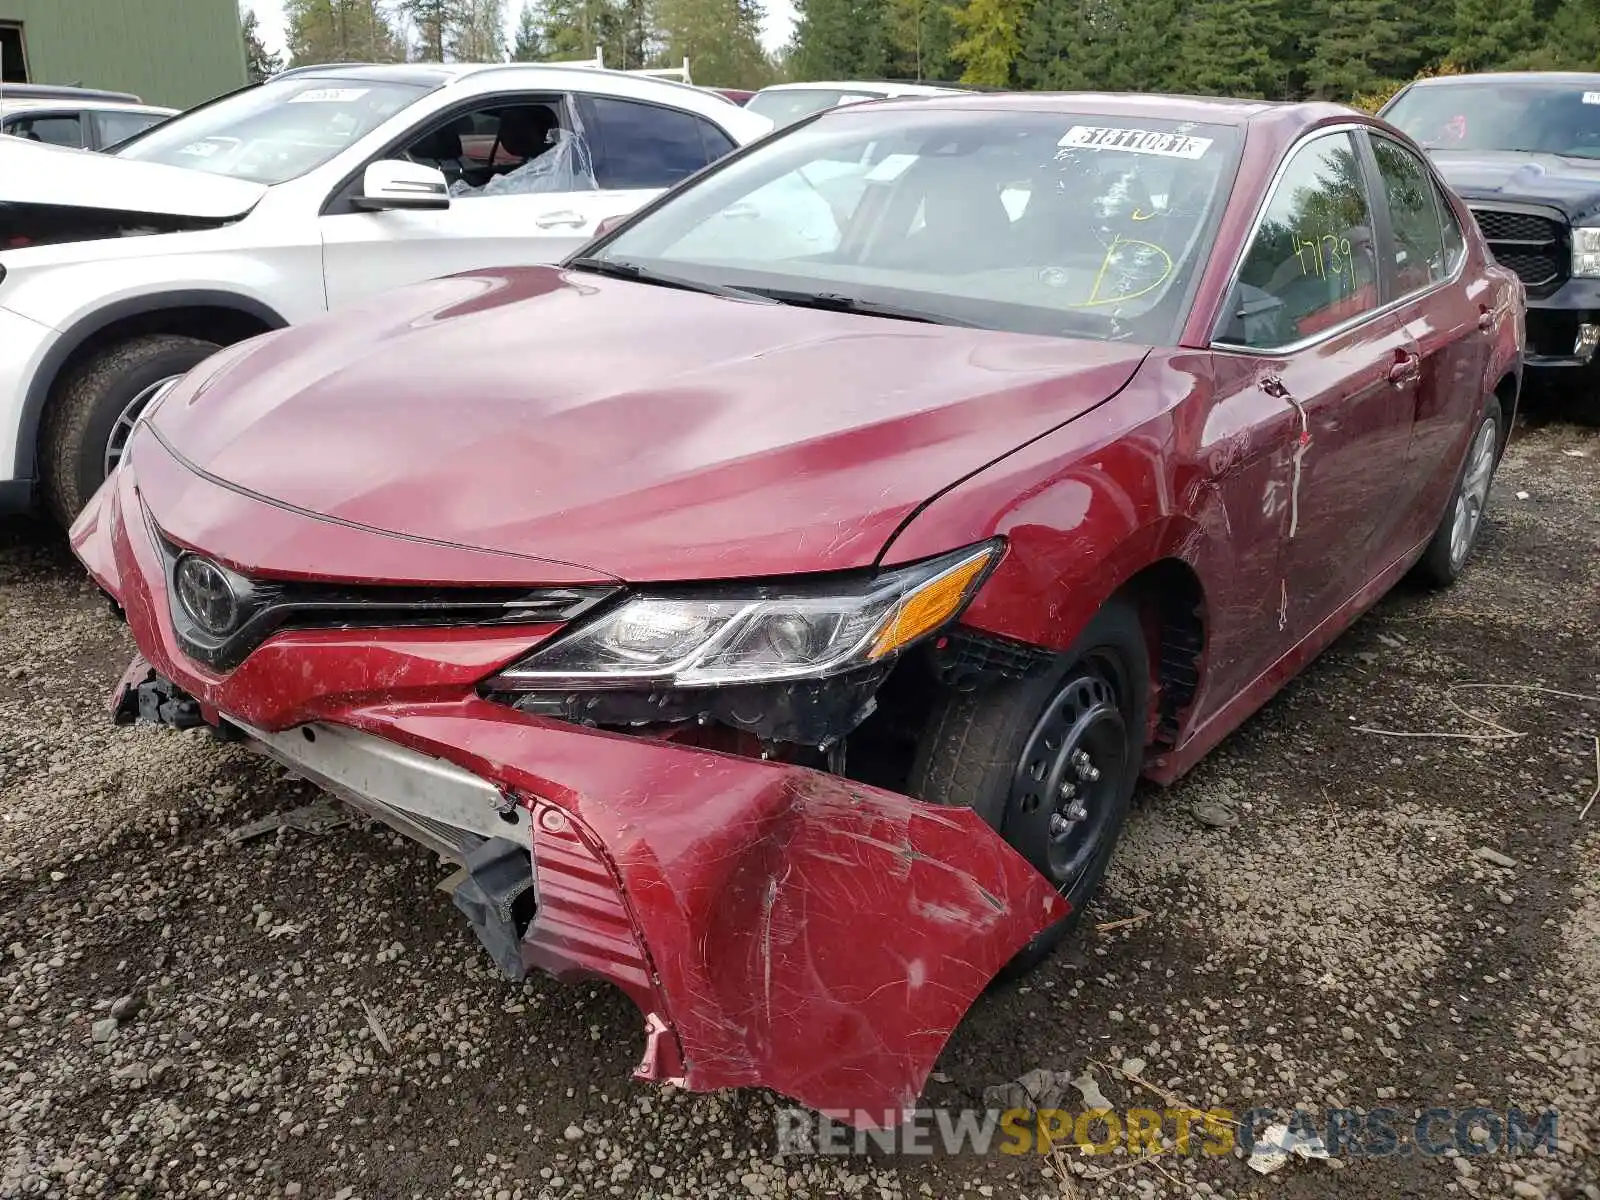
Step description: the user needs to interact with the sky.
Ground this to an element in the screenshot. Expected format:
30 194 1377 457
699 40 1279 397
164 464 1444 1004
246 1 799 60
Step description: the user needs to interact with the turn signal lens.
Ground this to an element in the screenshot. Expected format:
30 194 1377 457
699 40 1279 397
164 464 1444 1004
869 552 994 660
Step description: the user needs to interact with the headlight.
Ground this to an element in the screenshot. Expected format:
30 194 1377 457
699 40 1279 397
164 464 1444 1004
1574 226 1600 277
491 540 1002 690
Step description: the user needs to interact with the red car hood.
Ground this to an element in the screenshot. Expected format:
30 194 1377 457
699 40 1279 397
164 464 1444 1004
150 266 1148 582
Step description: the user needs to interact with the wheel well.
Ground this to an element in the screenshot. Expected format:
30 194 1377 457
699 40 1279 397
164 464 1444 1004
1114 559 1206 751
18 300 281 483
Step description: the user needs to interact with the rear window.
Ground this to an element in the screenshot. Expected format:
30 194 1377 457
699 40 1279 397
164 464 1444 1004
747 88 887 127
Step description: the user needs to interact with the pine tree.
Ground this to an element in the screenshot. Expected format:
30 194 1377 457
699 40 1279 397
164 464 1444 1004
886 0 959 81
540 0 625 61
510 0 547 58
1018 0 1186 93
949 0 1025 86
1175 0 1285 98
1450 0 1536 70
789 0 891 80
447 0 506 59
398 0 453 59
1531 0 1600 68
652 0 767 85
241 5 284 80
286 0 407 64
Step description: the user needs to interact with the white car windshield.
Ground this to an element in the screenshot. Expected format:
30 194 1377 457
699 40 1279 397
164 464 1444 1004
747 88 889 127
588 107 1241 343
115 77 432 184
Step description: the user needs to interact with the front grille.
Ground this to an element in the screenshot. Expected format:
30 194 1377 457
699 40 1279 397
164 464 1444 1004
1468 205 1568 293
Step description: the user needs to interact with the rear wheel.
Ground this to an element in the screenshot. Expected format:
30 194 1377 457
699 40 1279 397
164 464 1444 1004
40 334 220 527
1415 394 1502 588
909 601 1148 975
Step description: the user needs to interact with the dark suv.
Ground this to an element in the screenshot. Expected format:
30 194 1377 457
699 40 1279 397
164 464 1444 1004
1383 72 1600 403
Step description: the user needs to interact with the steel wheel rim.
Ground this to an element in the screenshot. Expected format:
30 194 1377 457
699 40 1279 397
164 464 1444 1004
1008 672 1130 890
104 376 179 478
1449 417 1497 569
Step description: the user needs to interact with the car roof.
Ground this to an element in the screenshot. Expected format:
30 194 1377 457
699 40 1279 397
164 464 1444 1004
757 80 963 96
0 82 142 102
840 90 1355 130
272 60 716 102
1401 71 1600 87
0 98 177 116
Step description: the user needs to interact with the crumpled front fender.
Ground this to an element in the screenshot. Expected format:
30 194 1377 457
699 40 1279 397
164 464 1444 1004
78 450 1069 1125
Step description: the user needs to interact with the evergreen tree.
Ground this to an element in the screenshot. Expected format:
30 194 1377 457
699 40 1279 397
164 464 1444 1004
398 0 453 59
540 0 624 60
1532 0 1600 68
1450 0 1536 70
1175 0 1284 98
447 0 506 58
789 0 891 80
655 0 771 85
1018 0 1186 93
241 5 284 81
510 0 548 58
886 0 959 81
949 0 1025 85
286 0 407 64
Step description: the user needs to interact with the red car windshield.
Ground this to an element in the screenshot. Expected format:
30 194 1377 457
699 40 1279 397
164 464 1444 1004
591 107 1242 343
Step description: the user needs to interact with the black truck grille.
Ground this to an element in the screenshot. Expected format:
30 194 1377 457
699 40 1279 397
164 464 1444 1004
1468 205 1568 293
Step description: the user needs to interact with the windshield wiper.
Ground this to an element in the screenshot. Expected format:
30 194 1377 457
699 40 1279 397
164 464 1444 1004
565 257 775 303
747 289 981 327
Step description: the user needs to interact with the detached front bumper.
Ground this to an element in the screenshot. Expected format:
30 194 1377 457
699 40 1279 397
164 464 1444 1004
76 440 1067 1124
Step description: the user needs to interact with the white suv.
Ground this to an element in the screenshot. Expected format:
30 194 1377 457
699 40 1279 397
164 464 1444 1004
0 63 770 523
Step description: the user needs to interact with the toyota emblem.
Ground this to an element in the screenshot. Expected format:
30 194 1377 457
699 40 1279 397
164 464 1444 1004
174 555 239 636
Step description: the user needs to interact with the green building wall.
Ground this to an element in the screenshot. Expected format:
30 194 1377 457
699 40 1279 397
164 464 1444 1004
0 0 247 109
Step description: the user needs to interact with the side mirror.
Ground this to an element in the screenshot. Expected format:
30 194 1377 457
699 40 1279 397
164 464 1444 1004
594 214 630 237
353 160 450 212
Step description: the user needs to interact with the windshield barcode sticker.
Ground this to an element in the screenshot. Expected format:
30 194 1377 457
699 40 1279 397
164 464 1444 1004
289 87 369 104
1584 92 1600 105
1059 126 1213 159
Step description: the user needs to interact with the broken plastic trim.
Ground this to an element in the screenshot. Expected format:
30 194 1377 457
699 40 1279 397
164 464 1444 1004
490 661 891 747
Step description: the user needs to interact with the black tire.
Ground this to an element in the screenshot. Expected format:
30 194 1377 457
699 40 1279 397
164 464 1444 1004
909 601 1149 976
1414 393 1504 589
40 334 220 527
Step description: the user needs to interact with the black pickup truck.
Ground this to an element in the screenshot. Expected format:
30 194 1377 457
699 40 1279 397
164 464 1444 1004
1383 72 1600 407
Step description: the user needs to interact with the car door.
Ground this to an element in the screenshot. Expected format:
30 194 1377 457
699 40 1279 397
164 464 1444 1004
1367 132 1494 553
574 94 739 223
1211 129 1419 641
319 93 615 310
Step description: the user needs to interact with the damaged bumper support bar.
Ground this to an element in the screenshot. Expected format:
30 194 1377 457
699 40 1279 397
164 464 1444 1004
112 660 1066 1122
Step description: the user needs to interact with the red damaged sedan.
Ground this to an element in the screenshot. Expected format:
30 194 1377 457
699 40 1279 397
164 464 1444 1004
71 93 1523 1123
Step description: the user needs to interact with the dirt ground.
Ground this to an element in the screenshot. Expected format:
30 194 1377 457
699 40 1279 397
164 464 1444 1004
1 417 1597 1200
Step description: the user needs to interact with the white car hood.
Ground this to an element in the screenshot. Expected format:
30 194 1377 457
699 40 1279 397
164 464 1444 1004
0 136 266 219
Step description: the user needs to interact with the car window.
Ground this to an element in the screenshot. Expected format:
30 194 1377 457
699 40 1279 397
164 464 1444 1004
747 89 887 128
1371 136 1448 293
594 109 1242 344
1218 132 1380 349
116 77 431 185
577 96 731 190
1434 182 1466 276
10 112 83 147
95 108 167 148
392 99 597 198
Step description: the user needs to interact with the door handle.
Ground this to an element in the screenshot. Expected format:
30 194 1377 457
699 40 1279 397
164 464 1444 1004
1388 353 1421 386
535 211 589 230
1478 307 1494 333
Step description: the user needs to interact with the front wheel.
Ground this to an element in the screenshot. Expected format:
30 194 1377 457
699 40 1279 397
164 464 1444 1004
909 601 1149 976
40 334 221 527
1414 395 1503 588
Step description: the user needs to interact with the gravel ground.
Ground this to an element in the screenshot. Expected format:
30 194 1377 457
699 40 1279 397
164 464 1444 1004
2 419 1597 1200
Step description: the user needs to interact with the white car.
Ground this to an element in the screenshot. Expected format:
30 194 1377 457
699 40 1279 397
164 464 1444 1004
0 83 177 151
0 63 771 523
746 80 964 128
